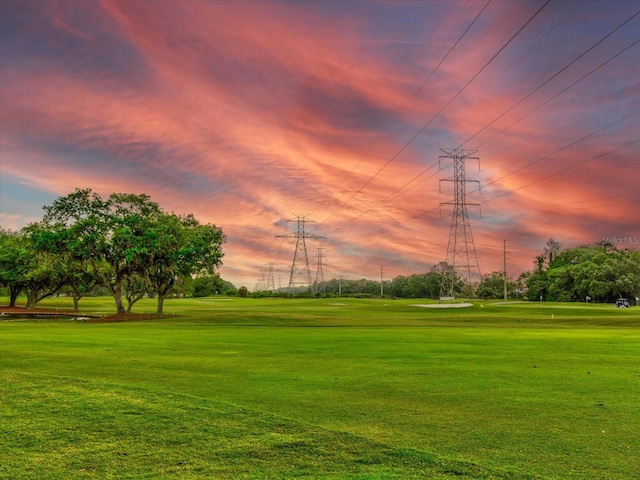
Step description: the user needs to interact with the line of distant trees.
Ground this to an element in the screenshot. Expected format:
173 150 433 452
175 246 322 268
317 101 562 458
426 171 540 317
252 239 639 303
0 189 227 314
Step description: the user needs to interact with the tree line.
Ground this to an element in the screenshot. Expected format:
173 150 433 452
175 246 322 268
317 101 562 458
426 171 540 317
0 189 226 314
3 191 637 308
256 241 639 303
522 239 639 303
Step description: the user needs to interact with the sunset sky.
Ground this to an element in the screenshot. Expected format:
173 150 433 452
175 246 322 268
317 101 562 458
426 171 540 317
1 0 639 288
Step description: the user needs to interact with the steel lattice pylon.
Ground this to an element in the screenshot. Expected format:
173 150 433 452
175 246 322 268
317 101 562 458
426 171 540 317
261 262 276 292
277 214 326 293
439 148 482 298
314 246 326 294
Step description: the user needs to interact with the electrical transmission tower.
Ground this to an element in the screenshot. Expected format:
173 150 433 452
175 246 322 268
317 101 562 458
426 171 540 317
314 246 326 294
260 262 277 292
276 214 326 293
438 148 482 298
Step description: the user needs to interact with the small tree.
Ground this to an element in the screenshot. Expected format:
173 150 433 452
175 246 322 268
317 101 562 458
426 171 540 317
0 228 29 306
192 275 225 297
144 213 225 313
16 223 70 309
477 271 512 300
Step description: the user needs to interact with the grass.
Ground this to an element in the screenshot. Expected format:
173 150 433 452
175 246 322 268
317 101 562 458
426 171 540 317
1 296 639 479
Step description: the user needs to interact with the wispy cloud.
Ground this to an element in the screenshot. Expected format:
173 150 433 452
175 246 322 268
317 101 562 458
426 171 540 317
1 0 638 286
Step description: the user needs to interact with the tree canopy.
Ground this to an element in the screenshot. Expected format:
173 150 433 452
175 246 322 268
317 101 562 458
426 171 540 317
525 239 639 303
2 189 226 313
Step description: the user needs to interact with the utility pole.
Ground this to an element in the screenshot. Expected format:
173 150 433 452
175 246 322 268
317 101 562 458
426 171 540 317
380 266 384 298
339 274 342 296
276 214 326 293
438 148 482 299
503 240 509 302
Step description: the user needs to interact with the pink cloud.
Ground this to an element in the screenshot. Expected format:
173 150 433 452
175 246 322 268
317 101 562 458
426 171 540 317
1 0 638 287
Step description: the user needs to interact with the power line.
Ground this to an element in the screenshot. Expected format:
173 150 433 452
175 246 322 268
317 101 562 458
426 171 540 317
308 0 491 220
468 111 639 200
344 6 638 233
346 1 549 216
457 8 640 149
314 245 327 294
314 0 497 229
336 1 624 232
343 131 637 250
299 3 635 280
468 37 640 153
490 138 639 201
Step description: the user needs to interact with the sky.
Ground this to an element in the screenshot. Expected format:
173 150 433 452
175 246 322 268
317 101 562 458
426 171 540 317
1 0 639 289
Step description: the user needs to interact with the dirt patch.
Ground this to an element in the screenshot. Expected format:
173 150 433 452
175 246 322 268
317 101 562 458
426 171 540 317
0 306 166 322
0 306 94 317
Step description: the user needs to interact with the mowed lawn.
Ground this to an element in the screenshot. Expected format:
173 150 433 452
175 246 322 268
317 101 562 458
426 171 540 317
1 298 639 479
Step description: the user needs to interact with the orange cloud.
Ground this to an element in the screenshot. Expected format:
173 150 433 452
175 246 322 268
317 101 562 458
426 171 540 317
1 0 638 287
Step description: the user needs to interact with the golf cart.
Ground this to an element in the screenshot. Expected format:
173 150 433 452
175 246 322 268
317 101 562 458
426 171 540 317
615 298 630 308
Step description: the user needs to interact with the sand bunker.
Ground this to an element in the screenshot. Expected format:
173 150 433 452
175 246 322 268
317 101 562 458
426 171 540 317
410 303 473 308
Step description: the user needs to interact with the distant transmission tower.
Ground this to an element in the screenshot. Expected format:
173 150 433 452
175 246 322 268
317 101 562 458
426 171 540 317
276 214 326 293
314 246 326 294
261 262 277 292
439 148 482 298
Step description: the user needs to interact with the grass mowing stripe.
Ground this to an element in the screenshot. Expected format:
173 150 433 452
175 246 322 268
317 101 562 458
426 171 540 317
1 371 538 479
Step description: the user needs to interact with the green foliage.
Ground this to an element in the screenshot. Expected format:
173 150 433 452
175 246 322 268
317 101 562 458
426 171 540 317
316 263 463 299
526 239 640 302
192 274 235 297
476 271 510 299
388 271 442 298
0 228 31 305
32 188 226 314
39 189 161 314
143 212 225 312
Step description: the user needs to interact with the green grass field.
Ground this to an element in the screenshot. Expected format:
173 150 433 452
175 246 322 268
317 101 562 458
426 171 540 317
1 297 639 479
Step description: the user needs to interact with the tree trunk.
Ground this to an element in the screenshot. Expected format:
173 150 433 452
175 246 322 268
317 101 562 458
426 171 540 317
72 295 80 311
126 293 145 313
9 286 20 307
25 292 38 310
155 278 173 314
113 282 126 315
157 294 165 314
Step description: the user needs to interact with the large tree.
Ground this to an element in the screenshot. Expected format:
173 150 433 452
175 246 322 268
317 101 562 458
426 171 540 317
41 189 164 315
39 189 225 315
